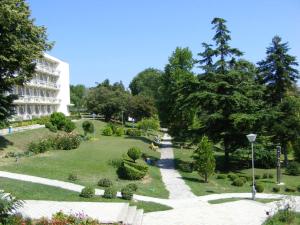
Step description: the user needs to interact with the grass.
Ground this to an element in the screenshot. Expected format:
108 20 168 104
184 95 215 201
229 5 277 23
208 198 280 204
263 211 300 225
0 177 171 213
174 148 300 196
0 120 169 198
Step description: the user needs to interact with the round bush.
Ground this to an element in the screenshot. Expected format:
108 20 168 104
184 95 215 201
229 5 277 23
263 173 268 179
272 186 280 193
255 183 264 193
64 119 76 133
103 186 117 199
232 178 244 187
98 178 113 187
285 162 300 176
127 147 142 162
50 112 67 130
102 126 113 136
82 121 94 136
227 173 238 181
239 175 252 181
118 162 147 180
216 174 227 179
255 175 261 180
126 129 141 137
68 173 78 181
115 127 124 136
80 187 95 198
121 186 134 200
285 186 296 192
126 183 138 192
55 133 81 150
239 177 247 183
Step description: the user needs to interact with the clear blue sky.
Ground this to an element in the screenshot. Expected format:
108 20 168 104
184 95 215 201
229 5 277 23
28 0 300 88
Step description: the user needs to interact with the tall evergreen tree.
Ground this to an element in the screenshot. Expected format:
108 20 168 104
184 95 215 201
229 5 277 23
197 43 215 73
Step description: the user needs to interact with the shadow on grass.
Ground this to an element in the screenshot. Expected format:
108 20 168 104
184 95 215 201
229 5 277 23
0 136 13 150
181 176 205 183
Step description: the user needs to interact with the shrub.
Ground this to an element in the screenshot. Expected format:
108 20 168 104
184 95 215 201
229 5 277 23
255 148 277 169
68 173 78 181
255 183 264 193
63 119 76 133
50 112 67 130
255 174 261 180
82 120 94 136
103 186 117 199
263 173 268 179
272 186 280 193
45 122 57 133
216 174 227 179
227 173 238 181
107 159 123 168
177 162 193 173
98 178 113 187
121 186 134 200
126 183 138 192
127 147 142 162
115 127 124 136
285 186 296 192
80 186 94 198
239 177 247 183
232 178 244 186
108 123 118 134
0 193 23 224
269 174 274 179
239 175 252 181
119 163 147 180
125 160 149 173
28 138 54 154
102 126 113 136
55 133 81 150
297 185 300 192
126 128 142 137
285 162 300 176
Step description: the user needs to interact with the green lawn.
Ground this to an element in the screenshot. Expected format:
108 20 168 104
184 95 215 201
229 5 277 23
0 120 169 198
208 198 280 204
0 177 171 213
174 148 300 196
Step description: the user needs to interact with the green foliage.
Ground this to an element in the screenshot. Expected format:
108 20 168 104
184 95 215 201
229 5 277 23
126 183 138 192
68 173 78 181
118 161 148 180
255 148 277 169
127 147 142 162
285 186 296 193
80 186 95 198
45 122 57 133
115 127 124 136
55 133 81 150
0 192 23 224
293 138 300 163
255 175 261 180
63 119 76 133
126 128 142 137
263 173 268 179
102 126 113 136
97 178 113 187
28 138 54 154
255 183 264 193
128 95 158 122
227 173 238 181
70 84 87 112
136 117 160 133
103 186 117 199
121 186 134 200
50 112 67 130
285 162 300 176
216 174 227 179
177 162 193 173
0 0 52 122
232 178 244 187
263 209 297 225
272 186 280 193
82 121 94 136
297 185 300 192
193 136 216 182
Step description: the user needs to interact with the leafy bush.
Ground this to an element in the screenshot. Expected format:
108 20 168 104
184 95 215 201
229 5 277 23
227 173 238 181
121 186 134 200
108 123 118 134
82 120 95 136
50 112 67 130
239 177 247 183
103 186 117 199
127 147 142 162
68 173 78 181
126 183 138 192
118 163 147 180
115 127 124 136
263 173 268 179
126 128 142 137
239 175 252 181
177 162 193 173
28 138 54 154
232 178 244 186
0 193 23 224
55 133 81 150
216 174 227 179
255 183 264 193
125 160 149 173
80 186 95 198
45 122 57 132
285 162 300 176
63 119 76 133
98 178 113 187
102 126 113 136
255 174 261 180
272 186 280 193
136 117 160 133
264 208 296 225
285 186 296 192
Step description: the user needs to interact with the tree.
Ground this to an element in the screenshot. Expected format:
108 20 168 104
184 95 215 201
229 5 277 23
193 136 216 182
82 120 94 136
70 84 87 113
257 36 299 105
0 0 52 123
127 147 142 163
127 95 157 121
136 116 160 135
197 42 215 73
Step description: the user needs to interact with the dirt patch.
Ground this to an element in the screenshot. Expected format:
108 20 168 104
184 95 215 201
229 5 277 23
141 175 152 184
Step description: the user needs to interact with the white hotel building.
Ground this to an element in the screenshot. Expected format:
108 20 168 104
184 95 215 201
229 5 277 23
11 54 71 120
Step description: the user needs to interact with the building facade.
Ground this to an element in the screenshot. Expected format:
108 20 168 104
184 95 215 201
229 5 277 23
11 53 71 120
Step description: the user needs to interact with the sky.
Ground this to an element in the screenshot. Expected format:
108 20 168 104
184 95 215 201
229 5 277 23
27 0 300 88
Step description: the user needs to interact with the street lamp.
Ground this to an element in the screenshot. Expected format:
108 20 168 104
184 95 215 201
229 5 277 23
246 133 257 200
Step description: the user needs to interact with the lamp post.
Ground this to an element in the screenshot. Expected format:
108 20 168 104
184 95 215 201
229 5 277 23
246 133 257 200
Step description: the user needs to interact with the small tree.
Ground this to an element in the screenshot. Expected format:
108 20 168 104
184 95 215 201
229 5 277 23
82 120 94 136
127 147 142 162
136 116 160 135
193 136 216 183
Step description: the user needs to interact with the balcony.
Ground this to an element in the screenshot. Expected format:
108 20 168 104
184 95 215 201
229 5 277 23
26 80 60 90
14 95 61 105
36 64 60 76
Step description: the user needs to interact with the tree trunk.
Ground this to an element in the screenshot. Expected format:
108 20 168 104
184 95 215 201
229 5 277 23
204 173 208 183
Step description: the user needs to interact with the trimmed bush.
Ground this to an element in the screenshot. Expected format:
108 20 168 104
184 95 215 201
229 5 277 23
55 133 81 150
127 147 142 162
121 186 134 200
64 119 76 133
232 178 244 186
80 187 95 198
115 127 124 136
50 112 66 130
102 126 113 136
98 178 113 187
45 122 57 133
285 162 300 176
103 186 117 199
68 173 78 181
239 175 252 181
126 183 138 192
82 120 94 136
255 183 264 193
216 174 227 179
285 186 296 192
227 173 238 181
125 160 149 173
255 175 261 180
126 128 142 137
272 186 280 193
119 163 147 180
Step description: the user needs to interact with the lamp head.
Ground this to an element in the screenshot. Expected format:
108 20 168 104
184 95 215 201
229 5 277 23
246 133 257 143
